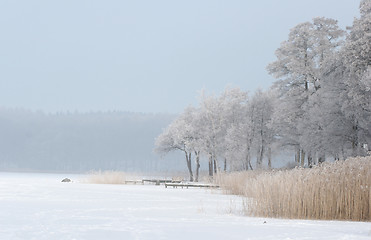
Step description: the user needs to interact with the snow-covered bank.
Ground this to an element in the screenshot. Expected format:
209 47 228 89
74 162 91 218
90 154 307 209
0 172 369 240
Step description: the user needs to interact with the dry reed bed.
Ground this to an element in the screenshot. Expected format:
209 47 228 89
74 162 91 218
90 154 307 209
85 170 127 184
216 156 370 221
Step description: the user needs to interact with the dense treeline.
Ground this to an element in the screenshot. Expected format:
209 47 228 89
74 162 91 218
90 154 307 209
155 0 371 181
0 108 180 172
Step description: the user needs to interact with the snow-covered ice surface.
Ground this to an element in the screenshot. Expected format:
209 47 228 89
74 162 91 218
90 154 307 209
0 172 370 240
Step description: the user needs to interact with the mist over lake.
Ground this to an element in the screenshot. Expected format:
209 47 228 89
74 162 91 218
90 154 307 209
0 108 182 173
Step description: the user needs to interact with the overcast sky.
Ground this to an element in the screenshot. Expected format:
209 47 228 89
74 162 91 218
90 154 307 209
0 0 360 114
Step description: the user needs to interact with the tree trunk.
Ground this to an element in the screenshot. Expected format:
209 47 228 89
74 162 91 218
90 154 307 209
245 146 254 170
195 151 200 182
208 153 213 177
185 151 193 182
248 158 253 170
245 153 250 170
267 147 272 169
318 153 325 164
245 151 253 170
352 140 360 157
223 158 227 172
300 149 305 167
351 120 359 157
295 147 300 163
257 145 264 169
257 127 265 169
213 157 218 174
307 152 312 168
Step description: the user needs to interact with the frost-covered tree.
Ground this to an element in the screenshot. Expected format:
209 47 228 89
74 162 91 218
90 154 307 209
267 17 345 165
197 89 243 175
359 68 371 150
249 90 276 169
341 0 371 154
217 88 249 171
313 0 371 159
312 0 371 158
220 89 250 171
180 106 204 182
197 92 222 176
154 111 195 181
224 89 275 170
155 88 251 178
271 1 371 162
316 57 358 160
267 21 315 165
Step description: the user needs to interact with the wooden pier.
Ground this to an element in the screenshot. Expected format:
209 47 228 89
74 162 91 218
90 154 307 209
164 183 220 189
142 179 182 185
124 180 144 185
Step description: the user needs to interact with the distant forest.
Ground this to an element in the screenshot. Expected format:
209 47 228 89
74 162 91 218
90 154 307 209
0 108 182 172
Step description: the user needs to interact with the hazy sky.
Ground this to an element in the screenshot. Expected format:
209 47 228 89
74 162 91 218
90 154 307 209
0 0 360 114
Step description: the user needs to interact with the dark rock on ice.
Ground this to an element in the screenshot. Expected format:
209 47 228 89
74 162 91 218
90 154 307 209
61 178 72 183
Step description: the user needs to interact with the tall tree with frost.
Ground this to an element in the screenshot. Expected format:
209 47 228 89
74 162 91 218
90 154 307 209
268 21 318 165
225 91 257 170
196 88 249 174
154 111 195 181
318 57 360 159
249 90 275 169
218 88 249 171
198 92 224 175
340 0 371 154
267 17 344 165
217 88 249 171
319 0 371 158
180 106 204 182
226 89 275 170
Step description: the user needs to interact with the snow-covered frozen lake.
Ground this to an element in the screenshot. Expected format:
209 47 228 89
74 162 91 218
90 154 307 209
0 172 369 240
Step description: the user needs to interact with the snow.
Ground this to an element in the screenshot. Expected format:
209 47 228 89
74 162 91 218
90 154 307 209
0 172 369 240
